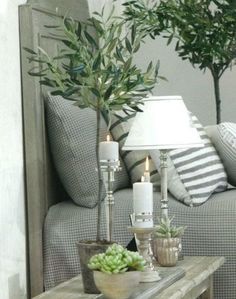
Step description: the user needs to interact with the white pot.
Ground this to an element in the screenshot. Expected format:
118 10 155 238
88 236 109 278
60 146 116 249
93 271 141 299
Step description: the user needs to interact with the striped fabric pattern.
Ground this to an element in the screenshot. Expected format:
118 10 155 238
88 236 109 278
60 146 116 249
110 110 161 189
206 122 236 186
168 114 228 205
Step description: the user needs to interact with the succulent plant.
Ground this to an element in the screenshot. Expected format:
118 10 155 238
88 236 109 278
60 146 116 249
88 244 146 274
154 217 186 239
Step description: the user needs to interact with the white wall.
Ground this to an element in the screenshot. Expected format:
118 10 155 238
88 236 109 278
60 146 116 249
0 0 27 299
134 36 236 125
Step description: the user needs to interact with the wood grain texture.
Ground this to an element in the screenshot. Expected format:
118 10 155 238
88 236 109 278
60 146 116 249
19 0 92 296
156 256 224 299
32 256 224 299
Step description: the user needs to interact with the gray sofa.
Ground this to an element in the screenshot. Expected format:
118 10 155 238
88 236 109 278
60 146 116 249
43 94 236 299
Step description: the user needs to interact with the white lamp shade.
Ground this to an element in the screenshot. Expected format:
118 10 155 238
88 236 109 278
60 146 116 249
123 96 204 150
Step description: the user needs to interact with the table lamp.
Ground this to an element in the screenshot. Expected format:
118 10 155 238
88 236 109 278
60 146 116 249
123 95 204 220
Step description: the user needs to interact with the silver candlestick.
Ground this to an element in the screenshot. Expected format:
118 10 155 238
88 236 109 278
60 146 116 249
160 150 168 220
128 226 161 283
101 160 121 242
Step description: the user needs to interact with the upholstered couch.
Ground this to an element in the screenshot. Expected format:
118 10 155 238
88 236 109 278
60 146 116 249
43 94 236 299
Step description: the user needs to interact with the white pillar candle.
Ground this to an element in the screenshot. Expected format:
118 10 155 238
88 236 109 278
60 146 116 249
133 177 153 228
99 135 119 161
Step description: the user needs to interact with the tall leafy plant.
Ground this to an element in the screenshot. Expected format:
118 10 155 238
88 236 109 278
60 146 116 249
124 0 236 123
25 7 159 242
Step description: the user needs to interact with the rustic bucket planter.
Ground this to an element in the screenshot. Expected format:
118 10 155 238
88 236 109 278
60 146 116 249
77 241 112 293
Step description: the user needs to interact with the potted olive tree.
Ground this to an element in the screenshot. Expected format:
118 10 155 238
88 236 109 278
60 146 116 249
124 0 236 123
152 217 186 267
25 6 159 293
88 243 146 299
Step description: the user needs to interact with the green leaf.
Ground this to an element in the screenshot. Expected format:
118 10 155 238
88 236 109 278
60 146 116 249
91 87 100 97
104 85 113 101
51 90 64 96
44 25 60 29
107 38 117 53
84 31 98 48
92 53 101 71
124 57 133 72
24 47 37 55
122 1 136 6
131 24 136 45
28 70 45 77
147 61 153 73
39 79 58 87
125 37 132 53
64 18 74 32
167 33 174 46
133 42 140 53
91 18 103 34
63 86 80 97
115 46 124 62
61 40 74 49
70 64 86 73
76 22 82 38
130 105 143 112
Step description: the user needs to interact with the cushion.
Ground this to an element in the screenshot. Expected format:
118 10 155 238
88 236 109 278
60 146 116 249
110 110 161 189
151 113 228 206
150 151 192 205
205 122 236 186
46 94 130 208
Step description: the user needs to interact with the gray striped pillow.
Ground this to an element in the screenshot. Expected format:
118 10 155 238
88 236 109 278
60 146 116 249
206 122 236 187
110 110 161 189
168 114 228 205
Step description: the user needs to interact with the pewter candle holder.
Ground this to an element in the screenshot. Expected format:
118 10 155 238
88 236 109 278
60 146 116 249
128 226 161 283
101 159 121 242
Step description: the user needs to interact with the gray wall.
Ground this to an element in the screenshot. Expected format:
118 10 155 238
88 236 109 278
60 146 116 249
134 36 236 125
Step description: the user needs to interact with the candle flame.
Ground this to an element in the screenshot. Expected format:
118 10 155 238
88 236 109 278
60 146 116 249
145 156 149 171
141 176 145 182
106 134 110 142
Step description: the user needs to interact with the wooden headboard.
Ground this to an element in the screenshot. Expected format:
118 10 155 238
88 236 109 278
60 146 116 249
19 0 92 296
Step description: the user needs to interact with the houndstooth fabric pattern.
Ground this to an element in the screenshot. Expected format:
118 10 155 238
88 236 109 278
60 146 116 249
44 188 236 298
46 94 130 208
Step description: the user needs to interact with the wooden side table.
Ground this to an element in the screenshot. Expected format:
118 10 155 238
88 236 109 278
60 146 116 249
154 256 224 299
33 256 224 299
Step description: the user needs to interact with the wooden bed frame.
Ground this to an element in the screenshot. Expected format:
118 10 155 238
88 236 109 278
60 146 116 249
19 0 92 297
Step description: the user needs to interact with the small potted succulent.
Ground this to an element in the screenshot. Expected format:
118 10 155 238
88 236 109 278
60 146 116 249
152 217 186 267
88 243 146 299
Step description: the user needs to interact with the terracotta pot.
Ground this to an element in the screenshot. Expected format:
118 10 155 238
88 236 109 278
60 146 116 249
152 238 180 267
93 271 141 299
77 240 112 294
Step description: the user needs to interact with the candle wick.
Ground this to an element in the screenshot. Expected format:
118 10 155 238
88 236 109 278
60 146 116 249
145 156 149 172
